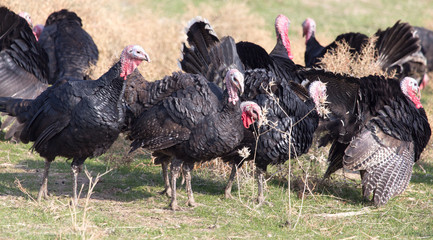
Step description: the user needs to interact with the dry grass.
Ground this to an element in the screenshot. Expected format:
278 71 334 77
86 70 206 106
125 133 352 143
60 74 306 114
2 0 275 82
318 37 396 78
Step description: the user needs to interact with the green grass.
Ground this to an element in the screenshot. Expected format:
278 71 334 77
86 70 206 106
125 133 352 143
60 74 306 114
2 0 433 239
1 135 433 239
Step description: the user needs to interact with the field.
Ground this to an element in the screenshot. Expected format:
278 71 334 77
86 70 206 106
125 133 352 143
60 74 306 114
1 0 433 239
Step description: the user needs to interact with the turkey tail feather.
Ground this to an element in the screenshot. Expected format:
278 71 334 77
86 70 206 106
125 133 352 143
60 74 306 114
180 17 244 87
375 21 421 71
0 97 27 116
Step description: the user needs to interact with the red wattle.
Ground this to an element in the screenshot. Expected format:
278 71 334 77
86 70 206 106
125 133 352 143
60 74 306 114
410 93 423 109
242 112 253 128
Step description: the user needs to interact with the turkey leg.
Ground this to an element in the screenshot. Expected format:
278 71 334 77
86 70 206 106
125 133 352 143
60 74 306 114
256 167 265 204
37 159 52 202
71 163 83 206
170 158 182 210
161 159 172 197
182 162 195 207
224 162 238 199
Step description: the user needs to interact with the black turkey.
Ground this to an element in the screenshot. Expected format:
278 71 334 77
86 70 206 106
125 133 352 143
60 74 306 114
18 11 44 41
414 26 433 88
302 18 426 83
0 7 50 141
0 44 149 204
38 9 99 84
180 17 328 203
0 7 99 141
127 35 250 210
300 69 431 206
181 15 304 86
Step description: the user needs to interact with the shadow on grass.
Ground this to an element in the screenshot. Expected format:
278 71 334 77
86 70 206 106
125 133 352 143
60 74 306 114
264 173 368 205
2 152 431 206
0 158 236 203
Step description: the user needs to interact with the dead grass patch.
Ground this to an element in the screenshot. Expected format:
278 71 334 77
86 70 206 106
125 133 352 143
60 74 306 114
2 0 275 83
318 37 396 78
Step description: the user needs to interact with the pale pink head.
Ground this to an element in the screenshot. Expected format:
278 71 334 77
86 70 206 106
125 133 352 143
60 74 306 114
120 45 150 80
19 11 33 28
302 18 316 44
275 14 293 60
401 77 422 109
33 24 44 40
309 80 329 117
240 101 262 128
225 69 245 105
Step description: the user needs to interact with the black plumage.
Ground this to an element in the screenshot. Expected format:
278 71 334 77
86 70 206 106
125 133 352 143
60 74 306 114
0 45 149 204
0 7 99 141
0 7 49 140
413 26 433 89
38 9 99 84
180 17 324 203
235 14 305 84
127 35 247 210
301 69 431 206
414 26 433 71
181 14 304 86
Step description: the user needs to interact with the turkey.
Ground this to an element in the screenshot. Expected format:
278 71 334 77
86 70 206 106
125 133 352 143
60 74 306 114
127 35 250 210
300 69 431 206
223 75 327 202
33 24 45 40
180 17 328 203
236 14 306 84
38 9 99 84
302 18 426 83
0 7 50 140
0 44 150 204
414 26 433 88
0 7 99 141
18 11 41 41
302 18 368 68
181 15 304 86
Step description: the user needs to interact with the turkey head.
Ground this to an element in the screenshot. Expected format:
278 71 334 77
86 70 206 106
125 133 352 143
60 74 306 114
302 18 316 43
241 101 262 128
120 45 150 80
226 68 245 105
309 80 330 117
401 76 422 109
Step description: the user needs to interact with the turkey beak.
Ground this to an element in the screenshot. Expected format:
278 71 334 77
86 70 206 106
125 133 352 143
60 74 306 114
141 52 151 63
302 20 307 37
134 46 150 63
233 71 245 95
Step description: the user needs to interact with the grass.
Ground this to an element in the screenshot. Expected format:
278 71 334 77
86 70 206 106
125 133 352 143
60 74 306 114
1 0 433 239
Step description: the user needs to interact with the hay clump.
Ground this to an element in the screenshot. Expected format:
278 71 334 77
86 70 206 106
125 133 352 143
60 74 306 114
318 37 396 78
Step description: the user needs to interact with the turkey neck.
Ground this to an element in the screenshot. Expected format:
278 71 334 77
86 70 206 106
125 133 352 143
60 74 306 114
221 89 241 114
94 61 127 104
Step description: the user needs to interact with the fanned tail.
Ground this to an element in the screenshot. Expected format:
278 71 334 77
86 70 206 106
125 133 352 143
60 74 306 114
179 17 219 76
375 21 421 72
180 17 244 87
